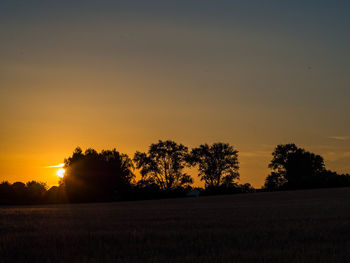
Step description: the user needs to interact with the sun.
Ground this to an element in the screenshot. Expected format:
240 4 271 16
56 168 65 178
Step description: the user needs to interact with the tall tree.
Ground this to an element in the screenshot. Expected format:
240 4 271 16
62 147 135 202
265 144 326 190
188 143 239 189
133 140 192 191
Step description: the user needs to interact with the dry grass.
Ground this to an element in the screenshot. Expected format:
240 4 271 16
1 188 350 262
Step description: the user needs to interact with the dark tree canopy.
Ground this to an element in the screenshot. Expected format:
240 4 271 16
62 147 135 202
133 140 193 191
188 142 239 189
26 181 47 202
264 172 288 191
265 144 326 190
0 181 12 204
3 142 350 205
0 180 51 204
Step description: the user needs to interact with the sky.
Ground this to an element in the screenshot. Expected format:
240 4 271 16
1 0 350 187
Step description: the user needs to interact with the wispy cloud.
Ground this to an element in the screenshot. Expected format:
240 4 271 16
44 163 64 168
329 136 350 141
323 152 350 161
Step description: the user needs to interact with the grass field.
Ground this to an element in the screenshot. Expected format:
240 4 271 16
1 188 350 263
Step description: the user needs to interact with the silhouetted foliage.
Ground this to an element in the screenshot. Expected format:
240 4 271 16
26 181 47 203
130 178 162 200
46 185 68 203
134 140 193 191
62 147 135 202
238 183 255 193
12 182 27 202
317 169 350 188
0 181 60 205
0 181 12 204
264 172 288 191
3 141 350 205
264 144 350 190
187 143 239 189
200 183 254 196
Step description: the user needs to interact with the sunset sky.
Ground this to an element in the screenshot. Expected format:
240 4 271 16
1 1 350 187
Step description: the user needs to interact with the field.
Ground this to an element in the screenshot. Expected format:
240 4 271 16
1 188 350 263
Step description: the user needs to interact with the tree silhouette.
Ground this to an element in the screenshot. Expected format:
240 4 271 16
133 140 193 191
237 183 255 193
188 143 239 189
2 142 350 205
12 182 27 202
264 172 288 191
0 181 12 204
265 144 326 190
62 147 135 202
26 181 47 203
46 185 67 203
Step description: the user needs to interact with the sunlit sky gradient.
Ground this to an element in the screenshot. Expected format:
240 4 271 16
1 1 350 187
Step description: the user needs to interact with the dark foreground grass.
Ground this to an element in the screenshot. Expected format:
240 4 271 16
1 188 350 263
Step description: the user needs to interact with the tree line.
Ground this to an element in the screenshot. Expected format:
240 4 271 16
264 143 350 190
1 141 349 204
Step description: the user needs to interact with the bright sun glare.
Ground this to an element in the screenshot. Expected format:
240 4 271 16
56 168 65 178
